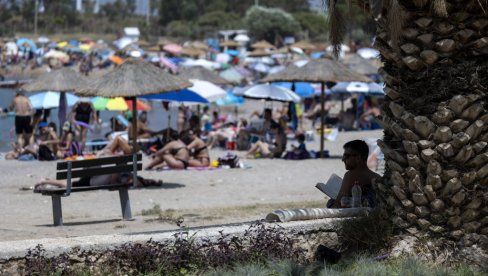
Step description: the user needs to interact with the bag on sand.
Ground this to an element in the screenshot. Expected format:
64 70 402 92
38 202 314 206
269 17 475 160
38 144 56 161
218 152 240 168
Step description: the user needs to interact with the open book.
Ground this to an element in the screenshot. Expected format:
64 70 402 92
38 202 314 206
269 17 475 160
315 173 343 199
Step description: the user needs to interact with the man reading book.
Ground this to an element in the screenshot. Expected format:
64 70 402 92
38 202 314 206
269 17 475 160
333 140 380 208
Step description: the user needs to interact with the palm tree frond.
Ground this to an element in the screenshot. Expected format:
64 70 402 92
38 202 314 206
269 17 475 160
328 0 346 59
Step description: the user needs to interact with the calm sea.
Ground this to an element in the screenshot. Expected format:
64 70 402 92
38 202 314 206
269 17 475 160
0 88 178 152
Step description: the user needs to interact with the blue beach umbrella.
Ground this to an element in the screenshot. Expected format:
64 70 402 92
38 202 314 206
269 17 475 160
29 91 79 109
141 90 209 104
216 89 244 106
272 82 314 98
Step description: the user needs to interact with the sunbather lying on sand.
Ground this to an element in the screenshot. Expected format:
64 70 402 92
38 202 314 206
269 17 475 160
34 174 162 190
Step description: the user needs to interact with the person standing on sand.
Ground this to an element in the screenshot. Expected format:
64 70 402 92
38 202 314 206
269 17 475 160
8 91 33 148
332 140 381 208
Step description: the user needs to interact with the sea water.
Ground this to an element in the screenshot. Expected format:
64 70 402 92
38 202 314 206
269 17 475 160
0 89 176 152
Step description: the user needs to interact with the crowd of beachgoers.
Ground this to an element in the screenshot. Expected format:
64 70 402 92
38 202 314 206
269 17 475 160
0 36 384 167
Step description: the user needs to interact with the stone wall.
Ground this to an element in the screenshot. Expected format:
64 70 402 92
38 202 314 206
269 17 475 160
0 218 345 274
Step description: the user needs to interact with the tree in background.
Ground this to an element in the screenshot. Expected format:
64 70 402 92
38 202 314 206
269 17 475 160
293 11 329 41
245 5 301 46
327 0 488 266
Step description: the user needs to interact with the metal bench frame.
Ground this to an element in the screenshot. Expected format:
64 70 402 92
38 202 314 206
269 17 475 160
35 154 142 226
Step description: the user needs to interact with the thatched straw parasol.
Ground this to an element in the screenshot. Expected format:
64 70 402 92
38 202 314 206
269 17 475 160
22 67 88 92
220 40 239 47
290 41 316 50
342 54 381 76
179 66 229 85
261 58 372 157
22 67 90 130
191 41 209 51
180 47 205 58
248 49 272 57
76 58 192 181
251 40 275 49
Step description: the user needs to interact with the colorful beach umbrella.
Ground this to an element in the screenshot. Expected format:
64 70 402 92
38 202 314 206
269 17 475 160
91 97 151 111
29 91 79 109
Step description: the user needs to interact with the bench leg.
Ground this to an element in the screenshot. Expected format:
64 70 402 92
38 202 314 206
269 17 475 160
118 188 132 220
51 195 63 226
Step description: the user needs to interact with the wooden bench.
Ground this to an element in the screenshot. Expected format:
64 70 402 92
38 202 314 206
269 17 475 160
34 154 142 226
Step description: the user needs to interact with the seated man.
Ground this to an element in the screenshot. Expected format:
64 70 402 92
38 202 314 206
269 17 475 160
332 140 381 208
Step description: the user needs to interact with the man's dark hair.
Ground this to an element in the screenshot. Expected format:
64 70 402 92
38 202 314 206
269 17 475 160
343 140 369 161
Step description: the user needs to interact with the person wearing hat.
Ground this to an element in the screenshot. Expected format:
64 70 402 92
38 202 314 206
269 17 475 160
68 97 97 151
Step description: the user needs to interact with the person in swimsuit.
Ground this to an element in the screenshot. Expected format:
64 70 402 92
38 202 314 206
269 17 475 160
54 121 82 159
69 98 97 151
244 121 287 159
183 130 211 167
8 92 33 148
145 132 190 170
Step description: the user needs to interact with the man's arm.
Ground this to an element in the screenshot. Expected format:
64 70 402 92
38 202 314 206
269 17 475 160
334 171 355 208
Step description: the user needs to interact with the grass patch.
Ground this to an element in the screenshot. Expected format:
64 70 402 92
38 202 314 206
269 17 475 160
205 256 485 276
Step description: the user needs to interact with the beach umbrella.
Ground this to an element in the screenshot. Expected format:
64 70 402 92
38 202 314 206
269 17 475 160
215 53 231 63
126 99 151 111
16 38 37 51
234 34 250 43
185 79 226 102
261 58 372 157
216 90 244 106
251 40 275 49
290 41 316 51
342 54 380 76
248 49 272 57
29 91 79 109
220 40 239 47
272 82 315 98
219 68 244 84
163 44 183 55
141 90 209 104
91 97 151 111
356 47 380 59
331 82 384 96
178 66 229 85
140 79 225 103
76 58 192 181
242 84 301 103
22 67 89 129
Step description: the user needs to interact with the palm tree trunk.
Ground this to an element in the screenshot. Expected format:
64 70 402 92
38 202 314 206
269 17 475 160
373 0 487 244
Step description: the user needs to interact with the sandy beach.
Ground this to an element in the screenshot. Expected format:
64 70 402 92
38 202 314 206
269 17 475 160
0 129 383 242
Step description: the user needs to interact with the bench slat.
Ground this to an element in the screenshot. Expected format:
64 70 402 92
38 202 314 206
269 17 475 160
56 163 142 180
56 154 142 170
34 183 131 195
